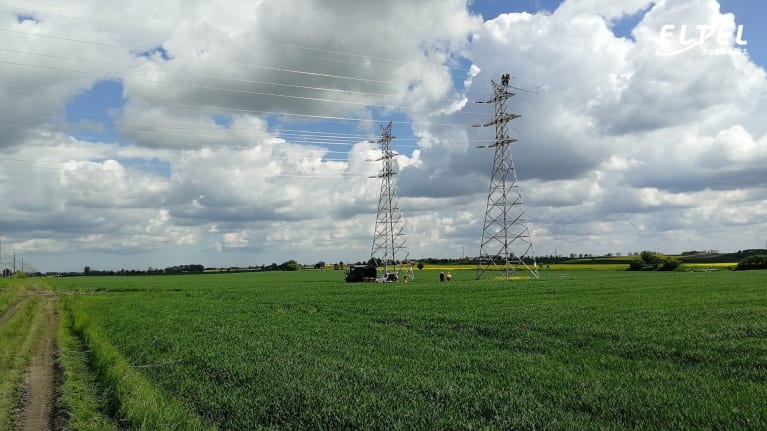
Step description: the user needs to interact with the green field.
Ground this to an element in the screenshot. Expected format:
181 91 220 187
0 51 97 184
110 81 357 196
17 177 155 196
34 270 765 429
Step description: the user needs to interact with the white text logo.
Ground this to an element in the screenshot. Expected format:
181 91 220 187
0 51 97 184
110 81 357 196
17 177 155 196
656 24 748 56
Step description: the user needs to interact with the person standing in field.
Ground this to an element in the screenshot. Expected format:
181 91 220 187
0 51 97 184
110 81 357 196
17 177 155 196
446 272 452 281
440 272 445 282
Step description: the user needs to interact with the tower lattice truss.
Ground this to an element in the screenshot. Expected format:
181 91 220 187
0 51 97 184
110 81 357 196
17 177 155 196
476 74 539 280
370 122 412 278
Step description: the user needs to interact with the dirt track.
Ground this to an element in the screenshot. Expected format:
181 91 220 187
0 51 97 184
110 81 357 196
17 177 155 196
11 293 60 431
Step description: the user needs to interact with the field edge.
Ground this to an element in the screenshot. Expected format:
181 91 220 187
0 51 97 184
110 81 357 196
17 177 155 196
65 297 217 431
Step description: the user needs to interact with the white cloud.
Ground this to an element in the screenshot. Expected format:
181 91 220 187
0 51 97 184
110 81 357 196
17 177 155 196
556 0 654 21
1 0 766 271
223 231 249 248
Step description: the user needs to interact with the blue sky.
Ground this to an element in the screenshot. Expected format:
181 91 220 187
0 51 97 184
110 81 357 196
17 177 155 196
65 80 123 142
717 0 766 65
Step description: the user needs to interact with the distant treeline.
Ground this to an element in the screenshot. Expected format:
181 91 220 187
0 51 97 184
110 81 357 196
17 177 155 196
66 264 207 277
36 249 767 277
53 261 303 277
678 249 767 263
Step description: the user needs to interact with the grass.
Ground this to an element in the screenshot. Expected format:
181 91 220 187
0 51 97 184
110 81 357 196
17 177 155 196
57 300 121 431
0 296 44 430
0 280 26 315
65 299 216 431
50 270 767 430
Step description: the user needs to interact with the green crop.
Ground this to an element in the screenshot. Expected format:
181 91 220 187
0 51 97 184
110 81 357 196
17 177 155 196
54 270 767 430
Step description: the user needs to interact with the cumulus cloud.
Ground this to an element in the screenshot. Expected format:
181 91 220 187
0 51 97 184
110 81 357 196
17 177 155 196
0 0 765 271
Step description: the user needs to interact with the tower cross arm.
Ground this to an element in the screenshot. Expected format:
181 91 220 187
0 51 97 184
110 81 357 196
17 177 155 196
477 113 521 128
477 92 516 104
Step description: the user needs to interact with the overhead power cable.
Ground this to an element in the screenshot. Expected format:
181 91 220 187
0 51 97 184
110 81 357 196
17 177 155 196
0 27 129 50
0 47 400 98
0 3 472 72
0 157 374 178
2 81 479 128
0 114 497 146
169 101 471 128
0 27 395 84
0 59 486 117
0 59 394 108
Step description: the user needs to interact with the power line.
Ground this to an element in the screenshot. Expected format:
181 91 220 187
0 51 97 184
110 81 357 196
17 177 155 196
0 158 374 178
0 59 487 116
0 82 76 98
0 47 401 98
0 59 395 108
0 27 396 84
0 27 130 50
0 115 378 143
167 101 472 128
2 2 408 71
0 114 496 146
0 117 411 149
262 39 470 72
0 2 472 73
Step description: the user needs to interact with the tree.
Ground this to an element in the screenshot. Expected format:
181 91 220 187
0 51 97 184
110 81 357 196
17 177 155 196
282 260 300 271
314 261 326 270
639 251 661 266
628 260 646 271
417 262 425 270
628 251 680 271
84 266 91 275
737 254 767 270
659 258 680 271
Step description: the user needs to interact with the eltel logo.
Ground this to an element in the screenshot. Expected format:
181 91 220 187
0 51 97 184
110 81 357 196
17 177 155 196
656 24 748 56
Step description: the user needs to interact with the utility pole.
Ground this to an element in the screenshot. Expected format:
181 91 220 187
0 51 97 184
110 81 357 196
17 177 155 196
475 73 539 281
370 121 412 280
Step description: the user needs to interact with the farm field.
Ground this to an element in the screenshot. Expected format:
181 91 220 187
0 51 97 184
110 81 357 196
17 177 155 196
30 270 765 430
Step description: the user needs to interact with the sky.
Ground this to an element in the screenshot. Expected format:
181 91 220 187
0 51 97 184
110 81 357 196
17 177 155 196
1 0 766 272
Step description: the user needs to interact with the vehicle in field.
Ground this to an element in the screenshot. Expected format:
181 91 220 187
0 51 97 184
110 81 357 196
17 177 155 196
376 272 398 283
344 265 378 282
344 265 400 283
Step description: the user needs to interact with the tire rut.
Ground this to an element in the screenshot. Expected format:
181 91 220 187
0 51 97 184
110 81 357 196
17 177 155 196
0 296 31 328
13 294 60 431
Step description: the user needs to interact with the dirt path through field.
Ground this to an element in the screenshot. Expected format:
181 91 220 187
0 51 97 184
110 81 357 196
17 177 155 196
14 293 60 431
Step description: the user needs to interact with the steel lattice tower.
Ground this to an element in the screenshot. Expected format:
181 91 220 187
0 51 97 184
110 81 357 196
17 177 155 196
475 74 539 280
370 122 412 278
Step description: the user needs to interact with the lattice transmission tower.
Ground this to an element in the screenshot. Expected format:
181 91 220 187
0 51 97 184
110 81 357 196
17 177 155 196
475 73 539 280
370 122 412 279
